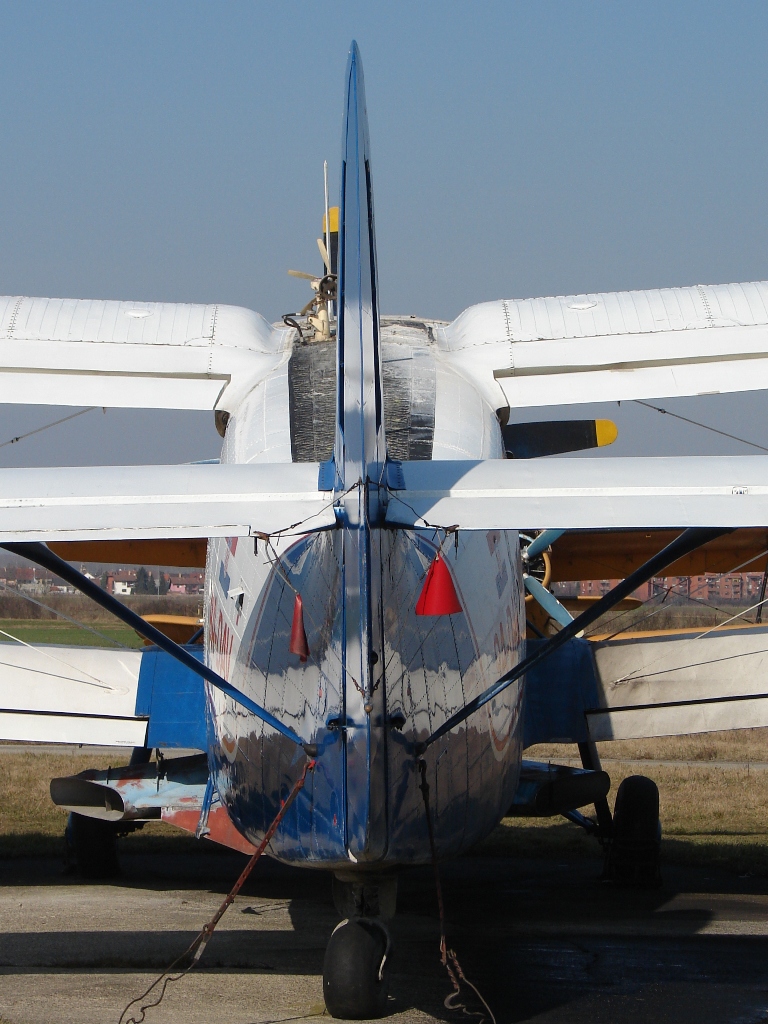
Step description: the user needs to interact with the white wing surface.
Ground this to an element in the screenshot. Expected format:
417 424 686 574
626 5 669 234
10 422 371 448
386 455 768 530
588 627 768 741
0 643 147 746
439 280 768 410
0 297 289 412
0 462 333 541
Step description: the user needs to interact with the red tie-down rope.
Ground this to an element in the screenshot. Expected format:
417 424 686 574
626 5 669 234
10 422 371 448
118 758 316 1024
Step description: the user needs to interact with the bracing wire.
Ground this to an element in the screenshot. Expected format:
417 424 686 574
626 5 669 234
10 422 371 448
634 400 768 453
0 626 122 691
0 407 97 451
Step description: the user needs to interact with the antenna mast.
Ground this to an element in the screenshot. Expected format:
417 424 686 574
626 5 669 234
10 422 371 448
323 161 333 321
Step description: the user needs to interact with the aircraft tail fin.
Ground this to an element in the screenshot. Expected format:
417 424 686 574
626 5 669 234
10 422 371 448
335 41 387 486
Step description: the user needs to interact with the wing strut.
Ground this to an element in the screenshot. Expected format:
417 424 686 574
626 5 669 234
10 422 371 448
1 542 314 753
416 526 733 753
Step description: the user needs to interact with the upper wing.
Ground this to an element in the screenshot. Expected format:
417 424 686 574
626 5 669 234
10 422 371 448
438 280 768 410
0 462 333 542
386 454 768 530
0 296 289 412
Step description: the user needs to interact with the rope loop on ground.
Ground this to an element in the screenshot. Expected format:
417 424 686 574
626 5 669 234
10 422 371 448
417 759 497 1024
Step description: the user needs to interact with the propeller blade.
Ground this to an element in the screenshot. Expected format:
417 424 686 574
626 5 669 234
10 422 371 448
288 269 318 280
503 419 617 459
523 573 574 628
525 528 566 560
317 238 331 274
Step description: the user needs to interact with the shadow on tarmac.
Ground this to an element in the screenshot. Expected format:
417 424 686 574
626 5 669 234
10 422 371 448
3 828 768 1022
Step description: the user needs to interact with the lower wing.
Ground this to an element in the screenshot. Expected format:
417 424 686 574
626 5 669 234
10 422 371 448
0 641 205 748
525 627 768 745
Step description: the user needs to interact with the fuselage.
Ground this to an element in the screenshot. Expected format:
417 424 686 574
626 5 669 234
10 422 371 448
204 318 526 869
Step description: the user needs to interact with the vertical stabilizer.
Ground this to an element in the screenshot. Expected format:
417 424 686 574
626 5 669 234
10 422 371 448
335 43 388 863
335 41 387 490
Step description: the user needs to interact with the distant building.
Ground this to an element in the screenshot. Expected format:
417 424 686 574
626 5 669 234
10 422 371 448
168 572 204 595
110 569 138 596
567 570 768 605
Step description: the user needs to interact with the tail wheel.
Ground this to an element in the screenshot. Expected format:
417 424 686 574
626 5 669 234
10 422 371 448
66 813 120 879
323 917 391 1019
605 775 662 888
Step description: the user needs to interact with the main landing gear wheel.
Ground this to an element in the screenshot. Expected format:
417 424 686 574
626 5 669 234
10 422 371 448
605 775 662 888
66 813 120 879
323 917 391 1019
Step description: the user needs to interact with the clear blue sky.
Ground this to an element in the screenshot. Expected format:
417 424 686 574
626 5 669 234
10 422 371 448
0 2 767 465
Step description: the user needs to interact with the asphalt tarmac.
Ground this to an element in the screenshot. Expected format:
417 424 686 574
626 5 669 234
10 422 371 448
2 841 768 1024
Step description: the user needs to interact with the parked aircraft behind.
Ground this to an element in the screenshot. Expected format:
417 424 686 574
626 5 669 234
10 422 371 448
3 42 768 1018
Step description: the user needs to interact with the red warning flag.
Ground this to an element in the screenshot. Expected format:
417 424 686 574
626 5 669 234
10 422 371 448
415 552 462 616
289 593 310 661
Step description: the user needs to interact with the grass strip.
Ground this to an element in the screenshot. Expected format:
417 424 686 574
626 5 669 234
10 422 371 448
4 741 768 874
0 618 143 648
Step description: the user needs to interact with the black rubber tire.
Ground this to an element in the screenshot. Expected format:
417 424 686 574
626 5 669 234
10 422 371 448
66 813 120 879
323 917 390 1019
606 775 661 888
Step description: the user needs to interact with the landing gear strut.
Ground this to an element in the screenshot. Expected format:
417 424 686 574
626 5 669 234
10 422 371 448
323 873 396 1019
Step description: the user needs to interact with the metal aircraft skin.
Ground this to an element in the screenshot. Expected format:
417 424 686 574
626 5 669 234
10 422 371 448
205 46 525 866
6 41 768 1016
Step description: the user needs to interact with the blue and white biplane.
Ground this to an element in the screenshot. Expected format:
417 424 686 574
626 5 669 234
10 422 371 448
4 43 768 1018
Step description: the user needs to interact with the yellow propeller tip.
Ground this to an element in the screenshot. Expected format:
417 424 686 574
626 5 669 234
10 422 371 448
595 419 618 447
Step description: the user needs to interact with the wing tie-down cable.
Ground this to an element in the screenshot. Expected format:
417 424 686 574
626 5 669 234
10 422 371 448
1 541 315 754
415 527 733 754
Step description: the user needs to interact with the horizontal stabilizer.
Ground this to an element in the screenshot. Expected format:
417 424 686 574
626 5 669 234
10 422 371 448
0 462 333 542
386 455 768 531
